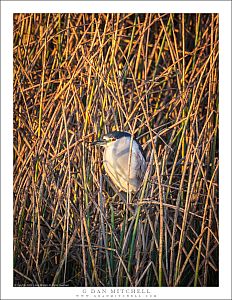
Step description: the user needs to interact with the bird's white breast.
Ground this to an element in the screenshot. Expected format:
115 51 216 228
103 136 145 192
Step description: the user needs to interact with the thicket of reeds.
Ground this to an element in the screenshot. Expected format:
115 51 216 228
13 13 219 287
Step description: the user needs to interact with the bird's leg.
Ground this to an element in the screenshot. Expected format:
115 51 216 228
104 175 135 214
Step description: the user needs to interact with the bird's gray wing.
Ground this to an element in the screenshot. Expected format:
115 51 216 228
133 149 146 185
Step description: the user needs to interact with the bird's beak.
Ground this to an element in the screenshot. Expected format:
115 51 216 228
91 139 107 146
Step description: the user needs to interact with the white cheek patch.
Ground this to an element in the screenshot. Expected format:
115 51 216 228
103 136 111 142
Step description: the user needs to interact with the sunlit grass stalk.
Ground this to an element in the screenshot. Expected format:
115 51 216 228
110 204 115 282
126 149 154 286
99 175 113 285
153 15 172 79
194 158 219 286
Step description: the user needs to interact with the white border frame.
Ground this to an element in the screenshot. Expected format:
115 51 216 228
1 1 231 299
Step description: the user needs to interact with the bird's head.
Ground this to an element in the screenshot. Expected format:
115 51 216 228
92 131 131 146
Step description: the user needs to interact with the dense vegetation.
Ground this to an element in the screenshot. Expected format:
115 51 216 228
13 13 219 287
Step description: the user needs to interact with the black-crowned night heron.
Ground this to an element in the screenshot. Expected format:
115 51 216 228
92 131 146 193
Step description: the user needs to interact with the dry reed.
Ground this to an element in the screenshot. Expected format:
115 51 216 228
13 13 219 287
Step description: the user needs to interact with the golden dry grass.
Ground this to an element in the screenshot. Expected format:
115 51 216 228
13 13 218 287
